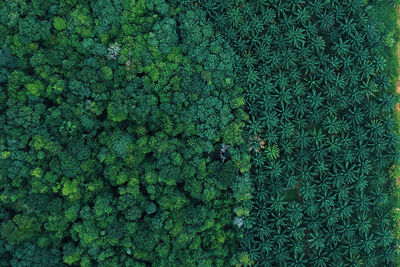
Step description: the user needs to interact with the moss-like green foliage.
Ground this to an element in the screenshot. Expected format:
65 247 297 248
53 17 67 31
0 0 249 266
1 0 399 266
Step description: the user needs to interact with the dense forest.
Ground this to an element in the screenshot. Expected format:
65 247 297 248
1 0 400 266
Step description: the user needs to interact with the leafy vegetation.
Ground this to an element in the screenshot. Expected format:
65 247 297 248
0 0 251 266
1 0 400 266
184 0 400 265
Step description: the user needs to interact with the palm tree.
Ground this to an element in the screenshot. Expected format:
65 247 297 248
295 129 311 150
255 42 270 61
213 14 228 32
318 11 335 32
338 219 356 240
314 159 329 175
249 32 263 49
288 222 307 244
304 21 318 38
280 140 295 157
296 44 313 61
246 117 265 137
297 161 316 182
238 20 252 39
259 76 275 93
322 208 339 227
344 67 360 87
280 121 295 139
310 127 327 147
375 225 394 248
310 35 326 53
355 211 371 235
359 60 375 80
227 6 243 27
342 236 361 260
350 190 371 213
358 158 372 175
371 187 389 209
331 38 350 56
308 229 327 251
255 184 270 204
269 50 283 69
374 208 393 228
253 217 272 241
309 248 329 267
242 50 258 69
295 6 311 26
259 237 273 256
323 115 341 134
267 160 284 179
286 27 306 48
308 0 325 16
252 152 266 169
264 129 279 145
317 190 335 211
337 200 353 220
260 110 279 129
261 7 277 24
244 83 263 103
299 182 317 201
329 55 341 71
252 198 268 219
359 232 376 254
281 48 298 70
274 243 292 265
245 100 261 119
251 15 264 34
353 174 368 192
201 1 220 16
258 61 273 76
323 225 340 247
273 0 290 18
275 85 293 107
366 119 385 139
362 251 379 267
277 103 295 122
234 37 249 55
344 0 363 17
223 26 238 42
380 246 398 265
346 106 365 125
240 231 261 262
270 210 288 232
246 68 260 84
290 249 308 266
339 16 356 35
293 115 308 129
265 143 281 160
318 66 336 85
353 46 369 65
294 97 309 117
286 201 303 221
241 1 256 16
291 81 306 97
335 185 350 203
374 73 390 90
340 55 353 71
288 68 301 81
372 55 386 72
